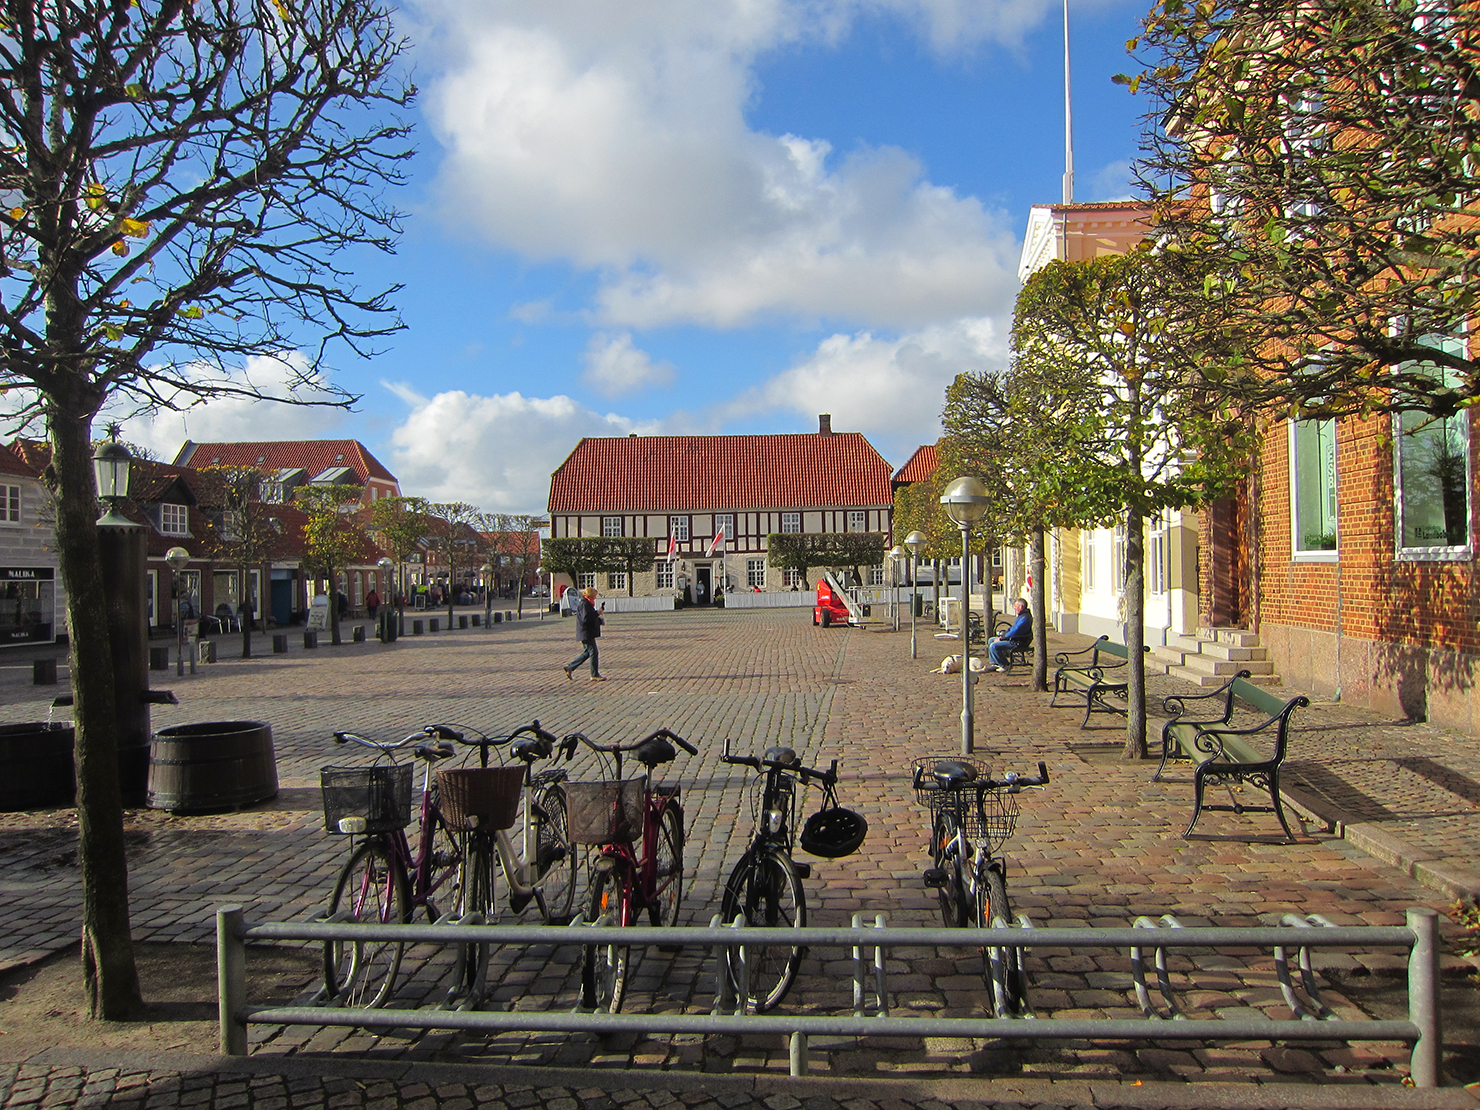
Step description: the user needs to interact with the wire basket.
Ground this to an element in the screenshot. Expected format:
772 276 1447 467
911 756 1019 854
564 779 645 845
437 765 524 831
321 763 413 834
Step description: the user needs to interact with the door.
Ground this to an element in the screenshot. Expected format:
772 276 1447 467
696 565 711 605
271 573 294 625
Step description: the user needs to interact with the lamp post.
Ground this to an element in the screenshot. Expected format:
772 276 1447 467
483 561 494 626
536 566 547 620
165 546 192 677
889 544 905 632
940 477 990 755
904 530 926 660
375 557 394 641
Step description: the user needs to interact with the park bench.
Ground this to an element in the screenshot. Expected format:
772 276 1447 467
1156 672 1310 843
1050 635 1149 728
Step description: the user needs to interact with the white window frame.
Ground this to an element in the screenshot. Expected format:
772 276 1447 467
656 563 674 589
1112 523 1127 594
746 558 765 588
866 564 885 586
847 510 866 533
160 503 189 536
1290 418 1339 560
1394 335 1473 561
670 516 689 542
781 512 801 534
577 572 596 590
782 567 802 588
0 485 19 524
1081 529 1097 592
1148 513 1169 596
602 516 623 538
607 571 627 591
715 513 734 540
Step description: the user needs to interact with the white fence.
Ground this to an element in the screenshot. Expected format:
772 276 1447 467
723 591 816 609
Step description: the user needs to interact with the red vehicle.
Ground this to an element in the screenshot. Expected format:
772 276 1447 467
813 578 852 627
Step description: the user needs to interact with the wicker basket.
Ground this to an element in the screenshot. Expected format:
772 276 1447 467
321 763 412 834
437 765 524 830
565 779 645 845
911 756 1019 854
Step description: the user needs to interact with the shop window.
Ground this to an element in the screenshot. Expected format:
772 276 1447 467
1292 418 1338 554
1396 337 1472 556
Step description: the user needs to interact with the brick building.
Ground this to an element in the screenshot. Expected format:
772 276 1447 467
0 448 63 645
546 417 893 600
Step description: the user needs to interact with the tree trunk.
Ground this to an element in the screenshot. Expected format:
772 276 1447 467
328 567 341 645
239 560 252 659
1123 502 1147 760
49 407 142 1019
447 558 455 627
1029 526 1048 693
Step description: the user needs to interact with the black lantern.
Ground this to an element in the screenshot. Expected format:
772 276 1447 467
92 429 133 527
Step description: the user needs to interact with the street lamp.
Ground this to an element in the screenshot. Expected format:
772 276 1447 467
903 530 927 661
165 546 192 677
482 560 494 626
92 431 132 527
376 556 394 639
537 565 548 620
889 544 905 632
941 477 989 754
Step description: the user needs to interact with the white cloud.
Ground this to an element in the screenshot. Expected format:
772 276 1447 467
415 0 1031 329
387 387 655 511
110 353 347 462
719 317 1007 461
582 332 675 395
1086 159 1136 203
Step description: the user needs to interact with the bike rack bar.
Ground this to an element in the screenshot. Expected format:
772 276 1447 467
849 913 889 1018
1408 907 1442 1089
218 905 246 1056
1276 914 1335 1020
1131 915 1184 1021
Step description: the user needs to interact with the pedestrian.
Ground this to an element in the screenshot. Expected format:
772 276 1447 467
366 589 380 618
562 587 606 682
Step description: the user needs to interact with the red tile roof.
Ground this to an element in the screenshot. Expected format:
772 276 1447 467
548 432 893 513
174 440 399 486
892 444 938 487
0 443 40 479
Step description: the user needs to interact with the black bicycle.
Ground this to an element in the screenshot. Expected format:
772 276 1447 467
719 740 864 1012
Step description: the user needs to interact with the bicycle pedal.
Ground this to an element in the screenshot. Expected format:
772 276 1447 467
923 868 948 888
792 861 811 879
509 890 534 914
537 843 567 869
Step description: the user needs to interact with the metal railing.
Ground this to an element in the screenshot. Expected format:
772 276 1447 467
216 905 1442 1084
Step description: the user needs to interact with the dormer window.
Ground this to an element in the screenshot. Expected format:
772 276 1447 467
160 503 188 536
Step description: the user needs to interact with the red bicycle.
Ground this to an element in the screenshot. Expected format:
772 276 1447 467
560 728 697 1012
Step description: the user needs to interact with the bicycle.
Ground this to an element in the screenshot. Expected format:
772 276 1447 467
911 756 1049 1015
719 740 863 1012
560 728 697 1013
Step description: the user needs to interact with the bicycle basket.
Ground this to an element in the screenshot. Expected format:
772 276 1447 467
437 765 524 831
564 779 645 845
321 763 413 834
911 756 990 807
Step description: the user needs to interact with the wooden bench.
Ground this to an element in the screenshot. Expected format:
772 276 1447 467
1156 672 1309 842
1050 636 1149 728
991 617 1032 668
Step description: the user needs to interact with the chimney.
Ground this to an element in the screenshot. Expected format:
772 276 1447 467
818 414 832 436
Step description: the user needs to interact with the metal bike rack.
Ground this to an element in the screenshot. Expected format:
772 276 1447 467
217 905 1443 1085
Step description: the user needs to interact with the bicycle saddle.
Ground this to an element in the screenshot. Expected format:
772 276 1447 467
931 760 978 786
764 745 798 766
511 735 554 762
415 742 456 762
635 736 676 767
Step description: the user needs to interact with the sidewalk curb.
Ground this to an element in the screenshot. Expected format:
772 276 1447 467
8 1048 1480 1110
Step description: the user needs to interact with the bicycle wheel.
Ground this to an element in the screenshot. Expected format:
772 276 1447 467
324 840 409 1008
977 864 1024 1012
583 864 632 1013
720 848 806 1012
648 804 683 928
534 785 577 923
457 830 496 995
932 813 966 928
423 795 464 923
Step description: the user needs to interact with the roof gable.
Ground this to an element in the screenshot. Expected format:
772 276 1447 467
175 440 397 486
892 444 938 488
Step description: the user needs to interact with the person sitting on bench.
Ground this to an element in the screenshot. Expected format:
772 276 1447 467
989 599 1031 672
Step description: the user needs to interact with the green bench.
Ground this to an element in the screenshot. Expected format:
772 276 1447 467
1050 636 1150 728
1155 672 1309 843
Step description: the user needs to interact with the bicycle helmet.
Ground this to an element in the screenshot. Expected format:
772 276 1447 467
799 805 868 858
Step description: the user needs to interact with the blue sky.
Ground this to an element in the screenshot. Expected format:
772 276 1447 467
125 0 1150 513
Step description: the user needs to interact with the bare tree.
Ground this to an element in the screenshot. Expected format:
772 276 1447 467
193 465 278 657
427 502 482 627
0 0 412 1017
296 483 376 644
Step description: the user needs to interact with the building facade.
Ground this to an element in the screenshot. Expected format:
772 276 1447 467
0 448 63 645
547 417 893 599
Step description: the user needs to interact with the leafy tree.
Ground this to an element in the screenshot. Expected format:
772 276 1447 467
193 466 278 658
296 484 377 645
369 495 432 624
488 514 545 616
601 537 657 597
0 0 410 1017
543 536 602 593
1125 0 1480 417
766 533 886 588
1009 250 1254 758
426 503 484 626
891 456 1000 624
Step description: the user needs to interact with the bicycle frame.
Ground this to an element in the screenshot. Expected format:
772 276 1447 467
589 755 682 917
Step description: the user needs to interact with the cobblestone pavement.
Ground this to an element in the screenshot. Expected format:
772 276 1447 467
3 608 1480 1101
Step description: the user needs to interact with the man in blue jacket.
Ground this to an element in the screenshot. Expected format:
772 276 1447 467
988 598 1031 672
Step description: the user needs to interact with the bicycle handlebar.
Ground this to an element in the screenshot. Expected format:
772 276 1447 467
911 760 1050 794
559 727 697 762
720 738 838 786
332 731 454 760
422 720 560 748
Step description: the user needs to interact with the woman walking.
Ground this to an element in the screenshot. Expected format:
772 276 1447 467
562 587 606 682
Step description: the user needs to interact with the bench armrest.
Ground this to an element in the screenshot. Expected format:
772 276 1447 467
1052 635 1109 666
1162 669 1252 721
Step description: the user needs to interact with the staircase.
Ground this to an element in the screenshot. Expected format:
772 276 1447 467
1150 627 1281 687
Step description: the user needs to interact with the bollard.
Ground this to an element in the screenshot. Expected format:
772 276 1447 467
217 905 247 1056
272 634 288 654
197 640 217 664
472 614 481 627
493 611 502 624
352 625 366 643
303 630 318 650
429 618 439 633
412 619 424 635
149 646 170 671
459 615 468 629
1409 906 1442 1087
32 658 57 685
505 611 514 623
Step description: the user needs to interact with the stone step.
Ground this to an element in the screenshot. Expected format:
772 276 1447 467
1203 627 1261 647
1166 632 1205 653
1199 640 1266 662
1177 653 1275 678
1167 665 1282 687
1150 645 1188 667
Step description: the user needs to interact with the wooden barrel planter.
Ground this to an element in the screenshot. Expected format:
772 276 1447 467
0 723 75 811
148 721 278 814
